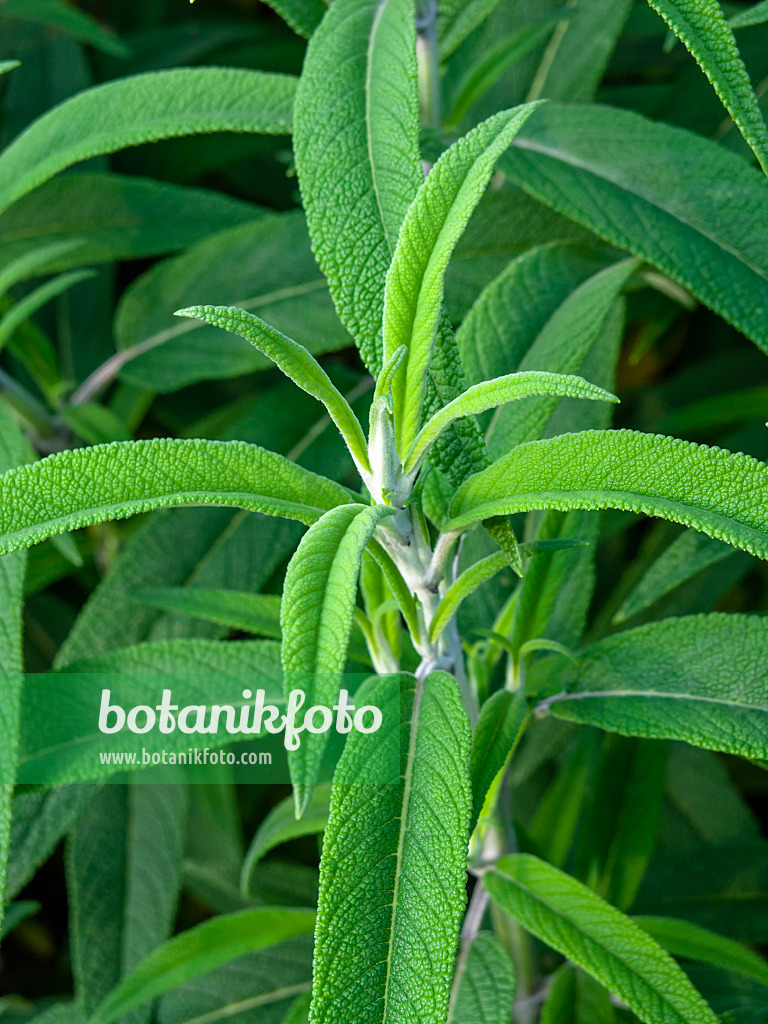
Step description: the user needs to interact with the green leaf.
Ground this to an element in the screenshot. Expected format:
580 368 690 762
0 239 84 300
0 61 20 76
383 102 542 455
469 689 527 832
447 429 768 560
310 671 471 1024
241 785 331 897
0 268 94 353
613 530 733 623
636 916 768 987
293 0 422 374
438 0 505 58
176 306 370 475
431 551 508 643
0 0 129 57
541 613 768 760
281 504 393 813
88 909 316 1024
0 67 296 215
0 402 28 924
447 932 515 1023
0 174 261 276
646 0 768 173
260 0 326 37
502 104 768 355
134 587 282 639
408 371 617 473
0 900 39 941
0 437 353 558
486 854 719 1024
730 1 768 28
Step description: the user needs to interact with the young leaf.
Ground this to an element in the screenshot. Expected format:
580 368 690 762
293 0 422 373
0 437 353 557
382 102 542 455
241 785 331 896
446 429 768 560
635 916 768 987
407 371 617 473
430 551 508 644
280 504 394 814
469 689 528 832
88 909 316 1024
134 587 282 639
447 932 515 1024
486 854 719 1024
646 0 768 173
540 613 768 760
175 306 371 475
0 68 297 215
502 104 768 355
310 672 471 1024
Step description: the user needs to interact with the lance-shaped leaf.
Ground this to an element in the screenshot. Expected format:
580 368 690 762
447 932 516 1024
540 613 768 760
134 587 282 639
502 105 768 355
446 429 768 560
87 908 316 1024
730 1 768 28
310 672 471 1024
0 268 94 353
469 689 528 833
0 438 353 557
280 504 394 814
406 371 616 473
0 61 20 77
0 67 296 215
293 0 422 373
383 102 542 455
486 854 719 1024
646 0 768 174
0 402 28 922
176 306 370 474
635 916 768 986
0 0 128 57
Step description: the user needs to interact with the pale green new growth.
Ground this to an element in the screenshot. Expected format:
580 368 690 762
447 429 768 560
175 305 371 475
383 102 542 455
544 613 768 760
0 67 297 216
309 672 471 1024
407 371 617 473
0 438 353 556
280 504 394 815
486 854 719 1024
647 0 768 173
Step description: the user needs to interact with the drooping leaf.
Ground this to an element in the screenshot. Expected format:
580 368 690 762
0 437 354 558
310 672 471 1024
646 0 768 173
241 785 331 897
541 613 768 760
636 916 768 987
176 306 370 474
486 854 719 1024
383 102 542 455
447 429 768 560
88 909 317 1024
0 0 129 58
447 932 515 1023
293 0 422 374
469 689 528 832
502 104 768 355
0 67 296 215
281 504 394 814
134 588 282 640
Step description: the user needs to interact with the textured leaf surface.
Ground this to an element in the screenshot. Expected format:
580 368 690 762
448 932 515 1024
543 614 768 760
647 0 768 172
0 68 296 215
310 672 471 1024
503 104 768 355
90 909 316 1024
293 0 422 373
176 306 369 472
447 429 768 560
486 854 719 1024
0 438 352 556
134 587 282 639
636 916 768 986
469 689 527 832
281 504 393 812
383 103 541 453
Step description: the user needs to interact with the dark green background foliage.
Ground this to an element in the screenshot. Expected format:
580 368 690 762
0 1 768 1023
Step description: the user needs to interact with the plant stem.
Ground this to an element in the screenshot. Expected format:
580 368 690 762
416 0 441 129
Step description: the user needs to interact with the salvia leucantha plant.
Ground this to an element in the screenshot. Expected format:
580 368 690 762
1 0 768 1022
